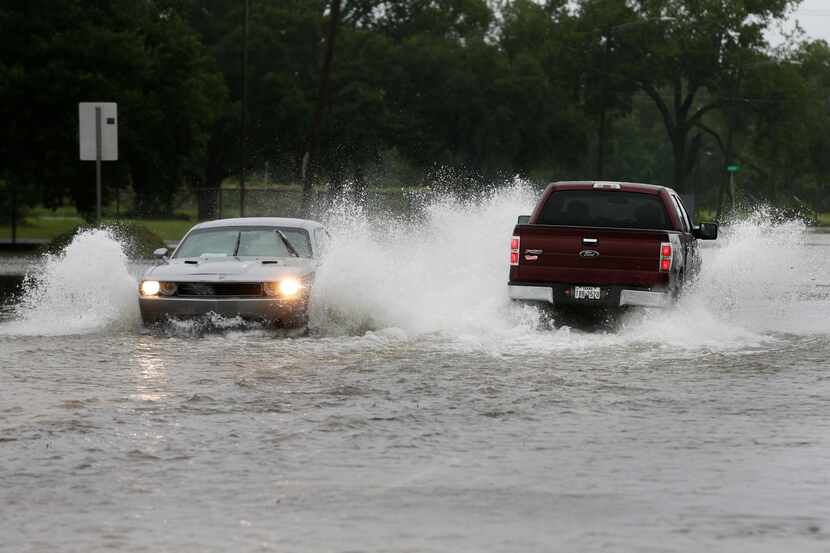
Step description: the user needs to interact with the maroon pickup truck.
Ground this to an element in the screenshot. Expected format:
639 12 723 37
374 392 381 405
508 181 718 309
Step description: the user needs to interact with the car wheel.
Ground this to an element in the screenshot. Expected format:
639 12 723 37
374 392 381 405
280 312 309 329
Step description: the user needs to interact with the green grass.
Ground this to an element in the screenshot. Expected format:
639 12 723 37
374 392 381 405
1 181 435 243
0 215 83 240
817 212 830 227
128 219 195 241
0 215 195 242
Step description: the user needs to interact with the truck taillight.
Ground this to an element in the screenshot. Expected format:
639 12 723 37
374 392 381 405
510 236 520 266
659 242 672 272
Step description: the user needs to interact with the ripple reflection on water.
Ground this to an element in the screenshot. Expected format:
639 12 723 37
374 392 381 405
1 195 829 551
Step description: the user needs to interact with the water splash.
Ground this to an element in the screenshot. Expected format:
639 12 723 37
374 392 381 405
1 191 825 348
0 229 140 336
310 180 540 336
685 209 830 336
310 188 829 352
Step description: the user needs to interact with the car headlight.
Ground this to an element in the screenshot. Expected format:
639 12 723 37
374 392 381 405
264 277 303 298
140 280 160 296
279 277 302 297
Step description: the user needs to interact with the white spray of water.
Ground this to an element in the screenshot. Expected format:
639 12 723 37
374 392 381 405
0 229 140 336
311 186 830 353
686 210 830 335
1 189 826 349
310 182 540 337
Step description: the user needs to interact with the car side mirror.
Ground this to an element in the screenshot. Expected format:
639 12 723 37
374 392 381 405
517 215 530 225
153 247 169 259
693 222 718 240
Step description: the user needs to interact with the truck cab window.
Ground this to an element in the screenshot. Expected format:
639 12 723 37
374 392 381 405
539 190 671 230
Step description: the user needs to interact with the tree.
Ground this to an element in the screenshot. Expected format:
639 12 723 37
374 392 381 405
301 0 343 212
499 0 591 177
126 7 227 215
185 0 323 216
698 55 807 215
620 0 799 192
0 0 225 218
573 0 641 179
743 41 830 211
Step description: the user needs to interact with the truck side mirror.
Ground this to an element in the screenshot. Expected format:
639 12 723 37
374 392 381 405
153 247 169 259
517 215 530 225
693 222 718 240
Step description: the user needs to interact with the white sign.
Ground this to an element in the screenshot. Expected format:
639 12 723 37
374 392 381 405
79 102 118 161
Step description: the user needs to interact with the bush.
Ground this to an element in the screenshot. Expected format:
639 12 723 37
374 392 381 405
43 222 167 259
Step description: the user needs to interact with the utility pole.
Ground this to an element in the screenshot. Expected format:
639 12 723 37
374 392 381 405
240 0 249 217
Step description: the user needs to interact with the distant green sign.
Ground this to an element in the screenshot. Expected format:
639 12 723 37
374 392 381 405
727 164 741 173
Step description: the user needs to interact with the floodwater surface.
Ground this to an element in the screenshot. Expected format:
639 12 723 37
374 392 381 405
1 189 829 552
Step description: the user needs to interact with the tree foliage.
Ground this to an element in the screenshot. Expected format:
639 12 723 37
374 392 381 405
2 0 829 219
0 0 225 217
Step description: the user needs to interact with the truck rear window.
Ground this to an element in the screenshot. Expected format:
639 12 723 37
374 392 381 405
537 190 671 229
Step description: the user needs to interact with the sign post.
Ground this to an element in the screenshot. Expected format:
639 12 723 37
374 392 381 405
79 102 118 224
727 164 740 212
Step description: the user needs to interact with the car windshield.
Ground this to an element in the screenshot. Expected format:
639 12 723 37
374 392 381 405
173 227 313 258
538 190 671 230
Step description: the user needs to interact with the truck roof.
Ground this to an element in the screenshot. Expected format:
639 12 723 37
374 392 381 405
548 181 675 195
530 180 684 230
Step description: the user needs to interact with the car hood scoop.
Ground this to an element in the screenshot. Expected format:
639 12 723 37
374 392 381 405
175 258 252 275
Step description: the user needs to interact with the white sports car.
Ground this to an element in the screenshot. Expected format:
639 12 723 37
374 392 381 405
138 217 327 327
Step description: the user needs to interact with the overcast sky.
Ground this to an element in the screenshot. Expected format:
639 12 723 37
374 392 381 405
771 0 830 45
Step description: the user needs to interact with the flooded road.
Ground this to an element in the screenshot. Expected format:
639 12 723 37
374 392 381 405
2 190 829 552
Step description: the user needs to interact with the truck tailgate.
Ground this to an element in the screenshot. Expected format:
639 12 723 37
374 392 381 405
512 225 671 287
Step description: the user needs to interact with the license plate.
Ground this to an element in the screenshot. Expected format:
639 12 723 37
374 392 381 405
573 286 601 300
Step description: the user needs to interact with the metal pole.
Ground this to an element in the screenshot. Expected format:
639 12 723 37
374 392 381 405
240 0 249 217
95 106 102 225
730 171 736 213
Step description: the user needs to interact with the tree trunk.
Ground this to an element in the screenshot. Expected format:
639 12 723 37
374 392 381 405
596 107 607 180
196 185 219 222
672 128 688 192
301 0 343 216
198 128 230 221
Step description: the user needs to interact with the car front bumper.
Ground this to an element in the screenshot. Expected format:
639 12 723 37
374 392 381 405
508 283 670 308
138 296 307 324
